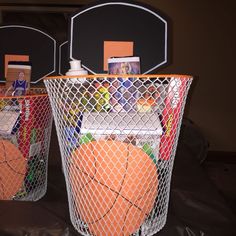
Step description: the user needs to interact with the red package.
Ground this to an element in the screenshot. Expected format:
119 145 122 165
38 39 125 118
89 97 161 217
159 77 189 160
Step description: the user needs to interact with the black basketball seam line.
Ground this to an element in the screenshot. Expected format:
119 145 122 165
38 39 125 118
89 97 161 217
0 141 6 162
133 174 158 208
0 141 7 199
122 200 141 235
0 174 6 199
73 142 151 229
76 167 156 209
5 161 26 176
71 146 98 213
122 201 138 235
0 157 24 163
75 142 130 225
87 144 148 227
2 140 24 175
122 186 155 234
72 143 107 192
0 142 25 165
85 144 98 189
0 140 26 174
74 145 98 192
121 156 158 235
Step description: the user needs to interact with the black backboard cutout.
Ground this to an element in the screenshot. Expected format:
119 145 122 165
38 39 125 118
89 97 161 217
59 41 69 75
0 25 56 84
69 1 168 74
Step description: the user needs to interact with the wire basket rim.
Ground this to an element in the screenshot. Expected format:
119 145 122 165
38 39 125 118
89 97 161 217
0 88 48 99
44 74 193 81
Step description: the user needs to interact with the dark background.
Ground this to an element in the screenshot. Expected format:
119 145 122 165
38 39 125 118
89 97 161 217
0 1 235 235
0 0 236 157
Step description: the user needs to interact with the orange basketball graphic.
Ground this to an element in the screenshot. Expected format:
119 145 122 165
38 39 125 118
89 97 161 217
69 140 158 236
0 139 27 200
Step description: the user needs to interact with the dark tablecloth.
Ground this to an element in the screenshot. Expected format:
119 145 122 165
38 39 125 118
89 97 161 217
1 120 235 236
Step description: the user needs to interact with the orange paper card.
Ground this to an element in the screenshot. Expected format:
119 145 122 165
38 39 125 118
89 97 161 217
103 41 133 71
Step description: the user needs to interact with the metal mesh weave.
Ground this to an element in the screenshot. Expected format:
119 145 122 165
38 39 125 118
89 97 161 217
0 88 53 201
44 75 192 236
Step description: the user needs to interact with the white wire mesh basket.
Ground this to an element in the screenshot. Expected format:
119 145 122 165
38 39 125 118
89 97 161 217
44 74 192 236
0 87 53 201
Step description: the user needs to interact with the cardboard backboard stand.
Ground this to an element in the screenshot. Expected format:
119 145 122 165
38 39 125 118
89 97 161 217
0 25 55 201
0 25 56 85
46 1 192 236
